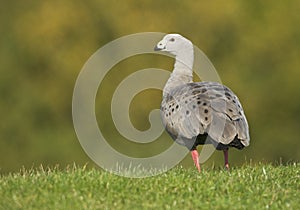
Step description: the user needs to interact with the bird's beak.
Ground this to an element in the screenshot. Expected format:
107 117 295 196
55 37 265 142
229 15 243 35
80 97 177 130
154 45 162 51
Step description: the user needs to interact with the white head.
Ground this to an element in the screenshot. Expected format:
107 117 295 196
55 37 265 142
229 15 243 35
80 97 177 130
154 34 193 57
155 34 194 96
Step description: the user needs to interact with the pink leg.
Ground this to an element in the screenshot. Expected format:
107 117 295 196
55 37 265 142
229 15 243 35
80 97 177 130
191 150 201 172
223 149 229 170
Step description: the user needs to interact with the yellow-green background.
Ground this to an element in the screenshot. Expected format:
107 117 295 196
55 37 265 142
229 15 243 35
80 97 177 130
1 0 299 173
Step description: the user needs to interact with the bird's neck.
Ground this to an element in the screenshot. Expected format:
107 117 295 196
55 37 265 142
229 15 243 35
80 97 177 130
163 50 194 97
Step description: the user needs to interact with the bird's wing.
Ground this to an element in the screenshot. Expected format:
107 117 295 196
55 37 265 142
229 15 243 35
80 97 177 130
161 81 250 146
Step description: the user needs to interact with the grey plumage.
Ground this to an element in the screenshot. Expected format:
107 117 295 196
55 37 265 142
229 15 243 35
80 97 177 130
160 81 250 150
154 33 250 170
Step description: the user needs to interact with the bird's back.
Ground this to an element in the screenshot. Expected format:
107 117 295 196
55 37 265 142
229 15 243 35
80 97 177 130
160 81 250 150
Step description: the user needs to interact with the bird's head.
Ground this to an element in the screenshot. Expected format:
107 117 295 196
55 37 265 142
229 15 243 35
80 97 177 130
154 34 193 56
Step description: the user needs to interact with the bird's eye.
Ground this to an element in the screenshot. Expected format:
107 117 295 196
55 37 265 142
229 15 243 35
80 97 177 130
169 38 175 42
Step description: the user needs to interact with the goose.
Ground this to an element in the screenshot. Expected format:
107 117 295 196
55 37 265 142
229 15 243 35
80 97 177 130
155 34 250 171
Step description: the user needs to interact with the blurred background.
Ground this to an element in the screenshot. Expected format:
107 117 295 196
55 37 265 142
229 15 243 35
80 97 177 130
1 0 299 173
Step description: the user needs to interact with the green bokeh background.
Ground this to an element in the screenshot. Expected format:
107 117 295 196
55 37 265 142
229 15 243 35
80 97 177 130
1 0 299 173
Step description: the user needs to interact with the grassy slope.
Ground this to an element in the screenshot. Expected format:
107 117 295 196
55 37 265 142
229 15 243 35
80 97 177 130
0 163 299 210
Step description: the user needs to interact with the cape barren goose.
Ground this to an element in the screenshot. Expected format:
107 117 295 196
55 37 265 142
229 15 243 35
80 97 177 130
154 34 250 171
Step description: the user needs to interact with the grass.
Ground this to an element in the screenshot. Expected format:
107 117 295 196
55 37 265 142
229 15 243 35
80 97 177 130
0 163 299 210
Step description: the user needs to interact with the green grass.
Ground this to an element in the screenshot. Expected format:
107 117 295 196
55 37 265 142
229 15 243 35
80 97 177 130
0 163 299 210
